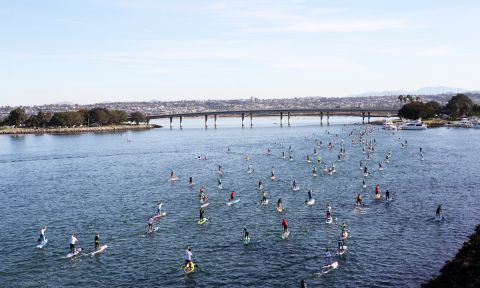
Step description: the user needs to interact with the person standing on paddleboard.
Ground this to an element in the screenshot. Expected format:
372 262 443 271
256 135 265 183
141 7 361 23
147 217 154 232
38 226 47 243
324 248 332 266
230 191 236 201
199 207 205 221
282 217 288 233
70 232 78 254
157 203 163 215
436 204 443 217
338 235 345 252
307 190 312 200
94 233 100 251
385 190 390 201
356 194 362 206
243 226 249 239
185 247 193 268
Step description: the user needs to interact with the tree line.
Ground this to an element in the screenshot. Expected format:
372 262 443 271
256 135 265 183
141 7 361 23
1 108 147 128
398 94 480 120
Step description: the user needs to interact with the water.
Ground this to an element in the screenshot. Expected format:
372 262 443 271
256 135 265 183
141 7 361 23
0 117 479 287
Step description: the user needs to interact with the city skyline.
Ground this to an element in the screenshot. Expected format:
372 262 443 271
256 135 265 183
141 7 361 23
1 0 480 106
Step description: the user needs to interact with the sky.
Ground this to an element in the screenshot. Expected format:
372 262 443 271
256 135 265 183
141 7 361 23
1 0 479 106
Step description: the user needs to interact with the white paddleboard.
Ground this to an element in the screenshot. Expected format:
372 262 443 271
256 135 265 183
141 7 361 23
66 248 82 258
281 230 290 239
227 199 240 206
325 217 333 224
90 245 108 256
147 227 159 234
36 239 48 249
293 186 300 191
306 199 315 206
261 199 269 205
200 203 210 208
321 261 339 274
169 177 178 182
337 246 348 255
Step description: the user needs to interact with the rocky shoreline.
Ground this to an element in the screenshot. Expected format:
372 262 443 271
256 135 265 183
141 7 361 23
423 224 480 287
0 124 159 135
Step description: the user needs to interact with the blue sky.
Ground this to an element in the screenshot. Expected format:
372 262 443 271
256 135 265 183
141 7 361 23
1 0 479 106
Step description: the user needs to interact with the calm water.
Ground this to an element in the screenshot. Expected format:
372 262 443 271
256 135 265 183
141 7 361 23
1 117 479 287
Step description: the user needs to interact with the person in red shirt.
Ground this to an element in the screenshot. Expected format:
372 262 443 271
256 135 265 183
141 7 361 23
282 218 288 233
375 184 380 195
230 191 236 201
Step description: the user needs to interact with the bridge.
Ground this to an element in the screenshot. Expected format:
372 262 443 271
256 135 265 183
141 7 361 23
145 108 399 128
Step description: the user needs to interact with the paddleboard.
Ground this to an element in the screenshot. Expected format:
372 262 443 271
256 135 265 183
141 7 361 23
243 236 251 244
183 262 196 274
362 184 367 189
293 186 300 191
198 218 209 225
200 203 210 208
151 212 167 220
261 199 269 205
90 245 108 256
281 230 290 239
36 239 48 249
321 261 339 274
147 227 159 234
325 217 333 224
66 248 82 258
306 199 315 206
363 173 369 177
374 194 382 200
169 177 179 182
313 173 318 177
227 199 240 206
434 215 445 222
277 206 283 213
270 176 276 180
337 246 348 255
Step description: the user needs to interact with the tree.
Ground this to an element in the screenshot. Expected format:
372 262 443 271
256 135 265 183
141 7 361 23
25 111 53 127
423 101 442 118
445 94 474 117
49 111 84 127
398 102 425 120
108 110 128 124
130 111 147 124
88 108 110 125
4 108 27 126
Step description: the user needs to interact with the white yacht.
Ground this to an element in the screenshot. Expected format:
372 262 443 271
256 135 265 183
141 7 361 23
470 118 480 129
398 119 427 130
383 118 397 130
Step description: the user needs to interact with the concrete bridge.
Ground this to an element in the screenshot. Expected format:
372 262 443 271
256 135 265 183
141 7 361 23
145 108 398 128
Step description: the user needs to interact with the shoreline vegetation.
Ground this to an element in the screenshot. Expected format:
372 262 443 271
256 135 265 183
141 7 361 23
0 124 158 135
423 225 480 287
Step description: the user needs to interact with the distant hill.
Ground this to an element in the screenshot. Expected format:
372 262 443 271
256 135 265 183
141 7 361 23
353 86 470 97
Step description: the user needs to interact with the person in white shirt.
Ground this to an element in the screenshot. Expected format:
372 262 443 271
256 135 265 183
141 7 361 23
70 233 78 253
38 226 47 243
184 247 193 268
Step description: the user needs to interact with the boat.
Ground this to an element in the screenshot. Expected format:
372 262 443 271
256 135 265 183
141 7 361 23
470 118 480 129
383 118 397 130
398 119 427 130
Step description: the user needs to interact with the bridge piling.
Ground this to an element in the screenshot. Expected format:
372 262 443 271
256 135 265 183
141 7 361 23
368 112 371 123
250 113 253 127
280 112 283 127
179 116 183 129
327 112 330 125
169 117 173 129
362 112 365 124
204 114 208 129
287 112 291 126
320 112 323 126
214 114 218 128
241 113 245 127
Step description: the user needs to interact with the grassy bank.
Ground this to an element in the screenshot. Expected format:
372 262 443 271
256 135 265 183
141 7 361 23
0 124 158 135
423 224 480 287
